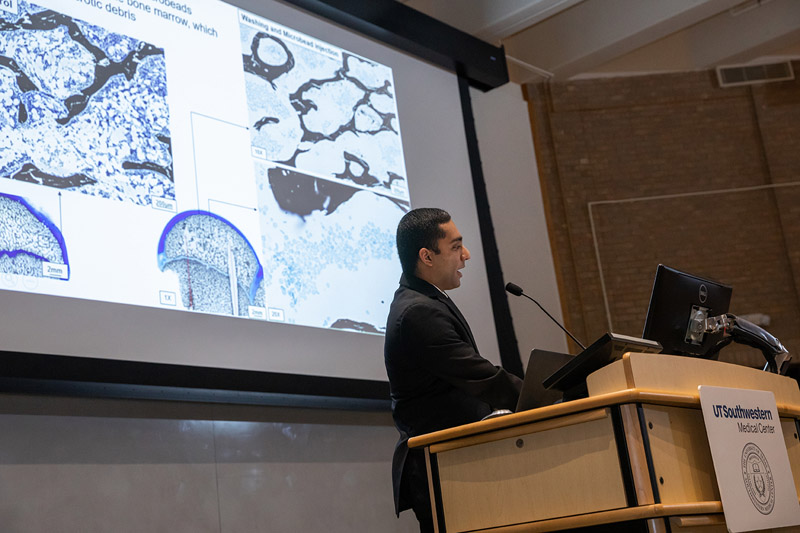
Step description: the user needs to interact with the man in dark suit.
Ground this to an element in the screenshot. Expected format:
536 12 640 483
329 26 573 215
384 207 522 532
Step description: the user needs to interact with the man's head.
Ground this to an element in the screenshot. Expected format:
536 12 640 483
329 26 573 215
396 208 471 290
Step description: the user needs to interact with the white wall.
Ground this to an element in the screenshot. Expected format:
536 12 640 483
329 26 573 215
470 82 569 366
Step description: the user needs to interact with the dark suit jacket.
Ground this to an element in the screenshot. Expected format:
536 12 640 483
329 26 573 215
384 273 522 514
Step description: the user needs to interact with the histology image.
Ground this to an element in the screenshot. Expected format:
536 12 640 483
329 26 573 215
240 19 408 201
157 211 265 317
239 17 410 333
0 193 68 279
0 1 173 205
255 163 407 333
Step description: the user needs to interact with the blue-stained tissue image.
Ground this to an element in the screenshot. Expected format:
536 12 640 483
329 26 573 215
0 1 173 205
255 163 405 334
240 23 408 204
0 193 68 279
239 18 409 334
157 211 265 317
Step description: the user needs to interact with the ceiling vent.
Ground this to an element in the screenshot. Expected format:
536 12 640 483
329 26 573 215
716 61 794 88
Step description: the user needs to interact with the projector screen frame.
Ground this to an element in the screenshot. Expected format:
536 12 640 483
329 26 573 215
281 0 510 91
0 349 392 410
0 0 521 407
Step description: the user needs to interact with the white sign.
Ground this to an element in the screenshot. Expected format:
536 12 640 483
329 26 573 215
699 386 800 532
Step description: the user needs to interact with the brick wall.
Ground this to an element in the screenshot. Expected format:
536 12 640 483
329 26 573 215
524 64 800 368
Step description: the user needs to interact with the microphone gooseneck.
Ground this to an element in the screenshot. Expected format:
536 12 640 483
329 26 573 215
505 282 586 350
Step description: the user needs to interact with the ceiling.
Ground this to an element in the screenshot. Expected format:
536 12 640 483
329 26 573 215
397 0 800 83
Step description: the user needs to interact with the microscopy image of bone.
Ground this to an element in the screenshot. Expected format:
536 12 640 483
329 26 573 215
0 193 68 278
0 1 173 205
238 18 409 333
157 211 264 316
255 163 406 332
240 20 407 206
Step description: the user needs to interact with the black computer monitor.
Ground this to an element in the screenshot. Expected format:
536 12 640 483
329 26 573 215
642 265 733 357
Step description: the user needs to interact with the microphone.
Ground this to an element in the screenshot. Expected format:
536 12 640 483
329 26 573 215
505 282 586 351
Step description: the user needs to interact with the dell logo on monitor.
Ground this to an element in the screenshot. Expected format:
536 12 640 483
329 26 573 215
699 284 708 303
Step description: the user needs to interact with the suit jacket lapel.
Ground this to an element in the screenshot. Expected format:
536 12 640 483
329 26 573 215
437 293 478 350
400 273 478 350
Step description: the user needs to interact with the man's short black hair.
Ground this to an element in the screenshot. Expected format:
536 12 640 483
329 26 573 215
396 208 451 276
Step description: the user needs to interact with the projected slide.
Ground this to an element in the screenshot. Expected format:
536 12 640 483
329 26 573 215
157 211 265 317
0 193 68 280
255 163 405 331
240 16 408 200
0 0 407 336
0 1 173 206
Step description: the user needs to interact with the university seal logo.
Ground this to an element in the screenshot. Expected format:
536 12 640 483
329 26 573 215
741 442 775 515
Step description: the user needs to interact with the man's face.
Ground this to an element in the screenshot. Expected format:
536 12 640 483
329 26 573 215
423 220 470 290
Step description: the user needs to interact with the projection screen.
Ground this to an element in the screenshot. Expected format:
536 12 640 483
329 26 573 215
0 0 501 387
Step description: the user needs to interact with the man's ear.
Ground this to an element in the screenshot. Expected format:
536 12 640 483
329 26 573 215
418 247 434 267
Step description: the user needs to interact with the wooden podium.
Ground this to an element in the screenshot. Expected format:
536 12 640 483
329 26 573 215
408 353 800 532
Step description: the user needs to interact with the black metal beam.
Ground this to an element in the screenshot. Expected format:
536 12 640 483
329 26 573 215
457 75 523 378
0 350 391 409
282 0 509 90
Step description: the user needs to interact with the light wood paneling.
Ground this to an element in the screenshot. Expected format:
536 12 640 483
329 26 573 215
410 389 697 449
435 408 627 531
668 514 726 532
588 353 800 410
429 409 607 454
410 388 797 451
442 502 723 532
641 405 719 504
413 353 800 532
621 403 655 505
424 447 440 533
586 352 630 393
647 517 669 533
782 418 800 501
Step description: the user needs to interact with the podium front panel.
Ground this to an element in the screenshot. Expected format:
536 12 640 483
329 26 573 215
783 419 800 500
411 355 800 532
641 405 719 504
433 408 627 532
